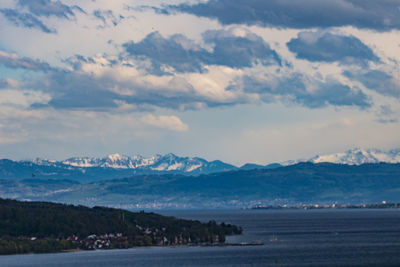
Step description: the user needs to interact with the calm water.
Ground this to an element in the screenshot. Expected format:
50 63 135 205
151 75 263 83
1 209 400 266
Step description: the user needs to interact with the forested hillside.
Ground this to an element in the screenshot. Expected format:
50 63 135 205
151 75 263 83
0 198 241 255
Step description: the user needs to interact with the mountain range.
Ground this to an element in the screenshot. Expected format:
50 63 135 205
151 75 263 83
34 153 237 174
39 147 400 169
1 148 400 209
0 148 399 182
1 162 399 209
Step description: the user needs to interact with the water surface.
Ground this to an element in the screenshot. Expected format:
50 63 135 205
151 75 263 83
1 209 400 266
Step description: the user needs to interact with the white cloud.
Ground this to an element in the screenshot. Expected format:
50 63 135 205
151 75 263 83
141 114 188 132
0 89 50 107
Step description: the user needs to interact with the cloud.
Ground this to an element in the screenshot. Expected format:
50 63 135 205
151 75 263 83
287 31 379 64
0 0 84 33
0 50 52 71
141 114 188 132
168 0 400 31
122 28 280 74
343 70 400 98
203 29 281 67
27 54 207 111
233 73 371 109
17 0 83 18
376 104 398 124
31 70 122 110
5 50 371 113
0 8 56 33
30 65 238 111
0 89 50 108
93 9 124 28
0 78 23 89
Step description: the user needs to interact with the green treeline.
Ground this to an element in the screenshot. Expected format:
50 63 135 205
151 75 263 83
0 198 241 255
0 238 75 254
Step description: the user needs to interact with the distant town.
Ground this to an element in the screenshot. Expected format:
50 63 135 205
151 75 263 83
251 201 400 210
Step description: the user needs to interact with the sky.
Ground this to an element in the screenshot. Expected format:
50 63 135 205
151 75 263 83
0 0 399 165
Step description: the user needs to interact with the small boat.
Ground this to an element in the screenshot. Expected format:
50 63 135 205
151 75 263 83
270 235 278 242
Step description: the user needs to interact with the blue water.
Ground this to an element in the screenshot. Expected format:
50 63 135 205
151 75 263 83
1 209 400 266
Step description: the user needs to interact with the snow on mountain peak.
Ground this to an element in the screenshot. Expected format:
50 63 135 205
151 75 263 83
308 148 400 165
107 153 123 161
279 148 400 166
54 153 220 173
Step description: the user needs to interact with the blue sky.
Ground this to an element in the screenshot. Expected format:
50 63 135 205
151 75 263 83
0 0 399 165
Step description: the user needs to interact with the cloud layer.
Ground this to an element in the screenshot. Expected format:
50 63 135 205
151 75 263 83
169 0 400 31
123 29 280 74
233 73 371 109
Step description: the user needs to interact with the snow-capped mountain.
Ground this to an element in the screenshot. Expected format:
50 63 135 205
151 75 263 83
8 148 400 183
307 148 400 165
33 153 237 174
62 154 156 169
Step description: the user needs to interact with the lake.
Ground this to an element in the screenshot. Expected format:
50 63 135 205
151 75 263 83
1 209 400 266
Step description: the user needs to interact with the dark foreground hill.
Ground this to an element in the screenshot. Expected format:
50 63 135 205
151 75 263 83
1 163 400 208
0 198 241 255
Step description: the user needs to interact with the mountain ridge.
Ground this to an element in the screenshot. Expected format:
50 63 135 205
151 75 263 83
1 148 399 183
277 148 400 166
29 153 238 175
30 147 400 170
1 162 399 209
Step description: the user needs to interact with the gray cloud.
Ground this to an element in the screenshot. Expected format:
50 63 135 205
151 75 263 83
32 71 120 110
232 74 371 109
93 9 124 27
29 68 236 111
287 31 379 64
0 79 8 89
376 104 398 124
0 0 84 33
344 70 400 98
0 8 56 33
124 32 206 74
0 50 52 71
203 29 281 67
27 68 371 111
18 0 84 18
168 0 400 31
123 29 280 74
4 50 371 112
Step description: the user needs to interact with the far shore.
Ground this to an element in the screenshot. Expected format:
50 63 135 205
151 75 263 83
250 202 400 210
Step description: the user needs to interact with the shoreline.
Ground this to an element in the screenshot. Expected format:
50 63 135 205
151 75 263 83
0 241 264 257
250 202 400 210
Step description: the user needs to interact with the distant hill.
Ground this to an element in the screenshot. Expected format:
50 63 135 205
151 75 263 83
240 163 282 170
1 162 400 209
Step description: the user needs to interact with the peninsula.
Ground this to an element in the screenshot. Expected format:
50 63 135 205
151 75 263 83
0 198 242 255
